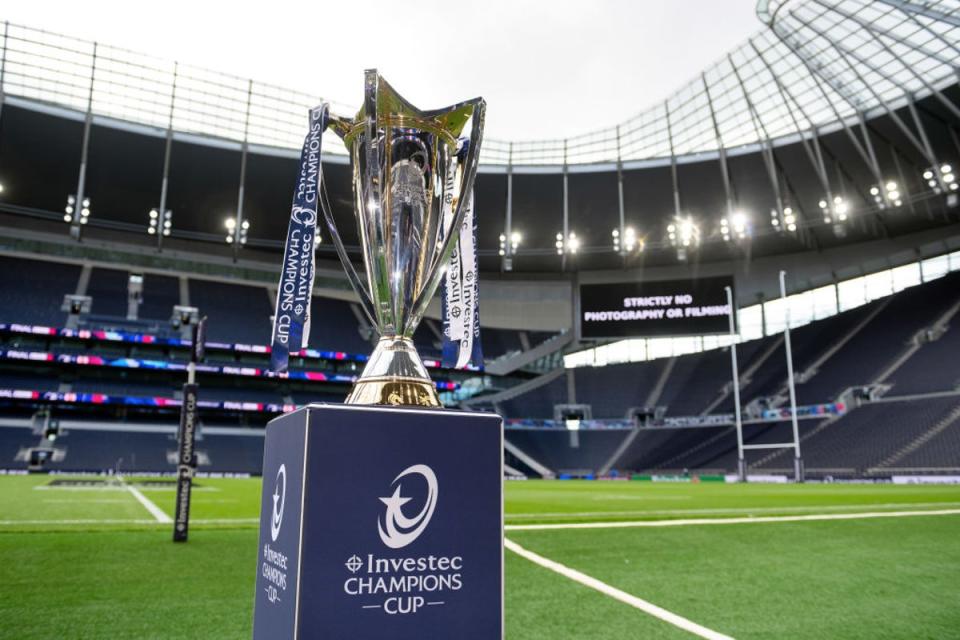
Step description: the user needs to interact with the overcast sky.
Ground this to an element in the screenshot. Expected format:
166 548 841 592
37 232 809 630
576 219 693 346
6 0 762 140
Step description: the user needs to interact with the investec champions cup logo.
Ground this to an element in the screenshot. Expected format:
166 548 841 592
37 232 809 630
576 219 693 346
290 205 316 227
378 464 438 549
261 463 290 605
271 464 287 541
343 463 461 615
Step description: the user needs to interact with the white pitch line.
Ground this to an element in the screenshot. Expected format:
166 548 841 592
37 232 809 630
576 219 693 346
0 519 159 525
504 538 733 640
33 485 220 492
119 477 173 524
504 501 960 520
0 517 259 526
505 508 960 531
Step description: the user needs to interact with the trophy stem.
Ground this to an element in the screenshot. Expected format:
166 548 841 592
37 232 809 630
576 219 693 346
345 337 441 407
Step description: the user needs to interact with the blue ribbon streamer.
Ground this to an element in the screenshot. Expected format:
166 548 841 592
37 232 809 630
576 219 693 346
270 105 328 373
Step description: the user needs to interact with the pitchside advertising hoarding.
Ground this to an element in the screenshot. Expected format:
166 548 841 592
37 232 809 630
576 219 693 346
578 275 734 339
253 404 503 639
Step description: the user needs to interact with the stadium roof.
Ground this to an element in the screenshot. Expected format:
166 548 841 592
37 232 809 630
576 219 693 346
1 0 958 167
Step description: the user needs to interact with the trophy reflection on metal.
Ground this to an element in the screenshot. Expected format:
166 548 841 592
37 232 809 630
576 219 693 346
321 70 485 407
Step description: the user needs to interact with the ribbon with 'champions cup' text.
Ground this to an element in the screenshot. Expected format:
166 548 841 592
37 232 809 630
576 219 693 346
440 142 483 369
270 105 327 373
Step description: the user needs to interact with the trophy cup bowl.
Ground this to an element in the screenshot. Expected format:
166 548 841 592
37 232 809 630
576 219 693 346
321 70 486 407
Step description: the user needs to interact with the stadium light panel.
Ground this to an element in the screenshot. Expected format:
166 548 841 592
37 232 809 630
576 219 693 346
556 231 579 255
872 181 902 209
149 208 172 237
613 226 641 253
668 216 699 252
784 207 796 232
819 197 848 224
65 195 77 221
923 164 957 194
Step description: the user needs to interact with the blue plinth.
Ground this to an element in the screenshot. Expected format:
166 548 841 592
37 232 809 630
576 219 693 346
252 403 503 639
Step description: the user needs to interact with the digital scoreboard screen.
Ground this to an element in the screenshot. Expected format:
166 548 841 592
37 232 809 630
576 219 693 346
578 275 734 339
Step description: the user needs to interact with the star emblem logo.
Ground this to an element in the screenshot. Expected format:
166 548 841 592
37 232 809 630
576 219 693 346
379 485 412 513
270 464 286 542
377 464 438 549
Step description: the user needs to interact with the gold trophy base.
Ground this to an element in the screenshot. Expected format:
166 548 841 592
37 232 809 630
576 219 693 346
345 377 441 407
343 337 442 407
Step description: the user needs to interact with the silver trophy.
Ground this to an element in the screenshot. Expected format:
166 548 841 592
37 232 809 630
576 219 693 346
322 70 485 407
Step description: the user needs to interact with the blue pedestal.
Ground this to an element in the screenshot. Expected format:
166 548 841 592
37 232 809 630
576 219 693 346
252 404 503 639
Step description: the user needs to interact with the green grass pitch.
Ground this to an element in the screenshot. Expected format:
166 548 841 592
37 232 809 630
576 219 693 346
1 475 959 639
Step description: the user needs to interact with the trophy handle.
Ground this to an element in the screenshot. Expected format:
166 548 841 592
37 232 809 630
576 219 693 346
318 172 379 329
408 99 487 330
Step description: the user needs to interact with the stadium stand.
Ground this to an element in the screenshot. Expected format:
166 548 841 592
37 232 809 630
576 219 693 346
482 328 525 360
188 279 273 344
571 360 670 418
504 429 628 476
882 404 960 472
755 397 960 475
46 428 174 472
0 423 267 474
70 380 175 397
198 386 285 404
498 374 568 419
885 315 960 396
198 432 267 473
657 349 729 416
308 295 371 354
2 262 959 479
485 272 960 477
613 428 713 472
0 425 36 464
797 273 960 404
0 256 79 325
86 268 132 318
732 305 880 408
0 373 61 392
139 273 182 320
